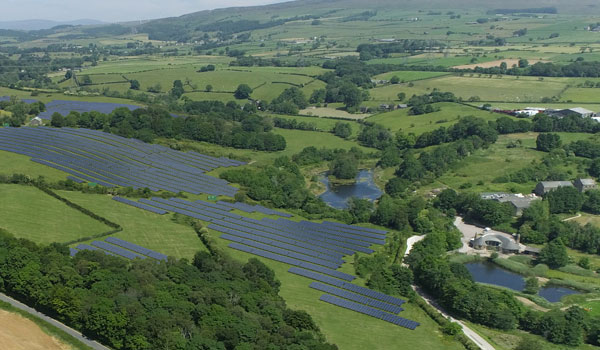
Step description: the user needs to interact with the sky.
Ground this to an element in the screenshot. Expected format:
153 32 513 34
0 0 289 22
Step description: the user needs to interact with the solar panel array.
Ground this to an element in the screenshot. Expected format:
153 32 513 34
112 196 168 215
105 237 168 261
319 294 420 330
0 127 244 195
37 100 141 120
72 237 168 262
104 196 420 329
0 96 38 104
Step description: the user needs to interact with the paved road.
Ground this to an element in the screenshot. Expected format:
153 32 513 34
403 225 495 350
0 293 111 350
415 288 495 350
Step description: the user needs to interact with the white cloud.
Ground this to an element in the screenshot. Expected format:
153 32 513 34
0 0 288 22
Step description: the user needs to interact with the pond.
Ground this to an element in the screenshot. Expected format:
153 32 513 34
465 261 581 302
319 169 383 209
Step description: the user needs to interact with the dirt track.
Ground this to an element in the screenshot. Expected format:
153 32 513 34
0 310 69 350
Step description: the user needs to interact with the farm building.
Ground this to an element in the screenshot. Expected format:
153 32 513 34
471 233 520 254
548 107 596 118
534 181 574 196
574 178 597 192
29 116 43 126
480 192 540 216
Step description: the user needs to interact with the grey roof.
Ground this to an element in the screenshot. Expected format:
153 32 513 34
540 181 573 188
473 234 520 251
577 178 596 186
506 197 538 209
569 107 595 115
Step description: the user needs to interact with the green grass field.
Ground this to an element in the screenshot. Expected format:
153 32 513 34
422 132 592 194
366 102 513 135
373 71 450 82
0 150 70 182
0 184 111 244
369 75 568 103
58 191 207 260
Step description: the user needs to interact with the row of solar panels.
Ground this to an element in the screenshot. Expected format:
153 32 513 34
71 237 167 261
320 294 420 330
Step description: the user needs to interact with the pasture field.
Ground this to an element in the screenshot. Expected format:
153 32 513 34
369 75 568 103
421 132 593 194
365 102 512 135
0 184 111 244
78 56 233 75
273 128 371 154
559 88 600 103
372 71 450 82
205 226 464 350
578 300 600 317
265 113 361 136
58 191 207 260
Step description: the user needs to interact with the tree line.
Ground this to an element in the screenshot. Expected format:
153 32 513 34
0 230 337 350
49 101 287 151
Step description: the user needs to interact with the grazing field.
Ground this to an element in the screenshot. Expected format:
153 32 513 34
578 300 600 317
369 75 568 103
365 102 512 135
0 184 111 244
560 88 600 103
273 128 371 155
372 71 450 82
422 132 593 194
0 310 69 350
58 191 207 260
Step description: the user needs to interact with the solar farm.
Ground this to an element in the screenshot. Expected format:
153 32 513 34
70 236 168 261
37 100 141 119
110 195 420 330
0 127 244 196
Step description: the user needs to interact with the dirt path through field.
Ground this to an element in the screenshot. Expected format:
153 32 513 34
0 310 69 350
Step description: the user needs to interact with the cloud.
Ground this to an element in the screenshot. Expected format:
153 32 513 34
0 0 288 22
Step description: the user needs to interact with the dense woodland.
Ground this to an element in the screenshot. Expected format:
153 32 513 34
49 100 286 151
0 229 337 350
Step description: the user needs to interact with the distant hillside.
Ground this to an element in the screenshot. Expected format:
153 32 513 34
0 19 105 31
136 0 600 41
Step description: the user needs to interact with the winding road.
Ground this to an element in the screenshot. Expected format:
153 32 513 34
404 230 495 350
0 293 110 350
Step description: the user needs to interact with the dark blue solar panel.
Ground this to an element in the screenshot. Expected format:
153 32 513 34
319 294 419 330
220 234 341 269
112 196 168 215
105 237 167 261
309 282 403 314
228 242 355 281
69 247 79 257
288 267 405 306
91 241 146 260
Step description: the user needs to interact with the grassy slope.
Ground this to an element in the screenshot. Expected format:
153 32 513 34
57 191 206 260
0 184 111 244
422 132 592 194
366 102 513 135
0 150 70 182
